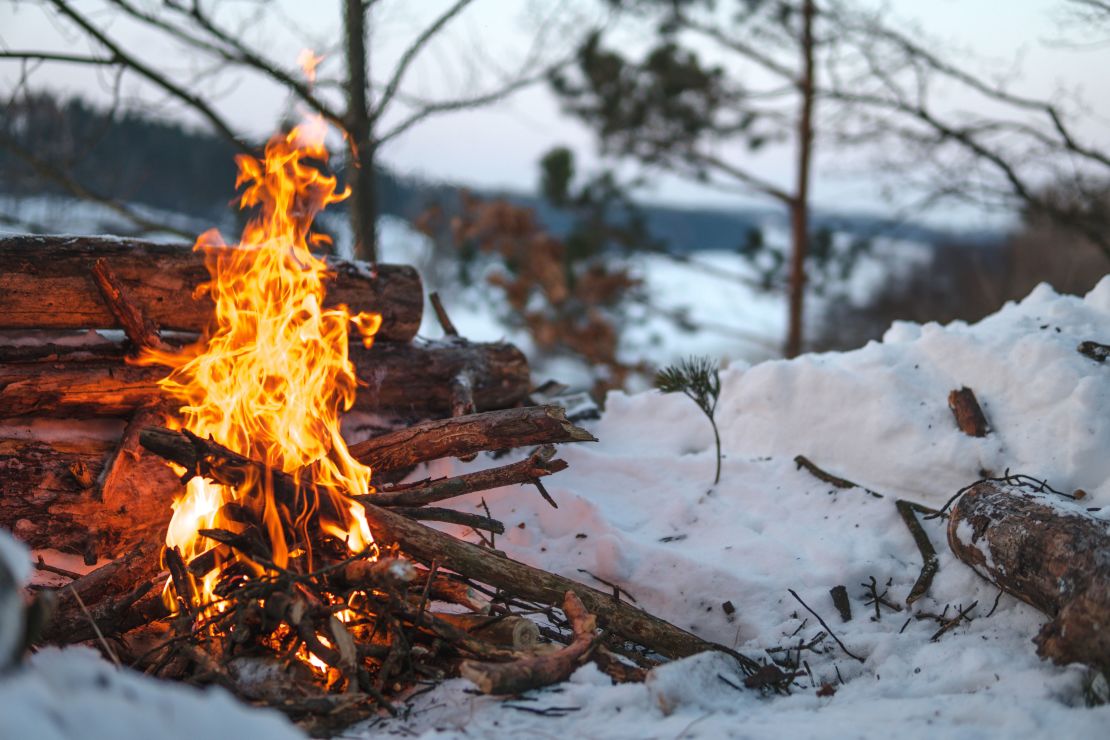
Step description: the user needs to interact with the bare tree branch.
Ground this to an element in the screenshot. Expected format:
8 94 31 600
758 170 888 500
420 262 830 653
373 0 475 119
0 51 118 65
0 132 194 239
45 0 247 151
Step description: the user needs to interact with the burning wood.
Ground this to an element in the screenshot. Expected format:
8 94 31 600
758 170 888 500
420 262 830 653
0 234 423 342
0 336 529 419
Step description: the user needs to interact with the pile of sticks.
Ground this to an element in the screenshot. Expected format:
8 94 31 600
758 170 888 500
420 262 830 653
3 234 752 733
0 235 530 560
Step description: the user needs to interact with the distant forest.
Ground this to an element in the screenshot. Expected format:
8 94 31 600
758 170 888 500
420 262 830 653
0 92 1002 253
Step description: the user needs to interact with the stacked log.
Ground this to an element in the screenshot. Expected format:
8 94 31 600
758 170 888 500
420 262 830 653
0 235 531 559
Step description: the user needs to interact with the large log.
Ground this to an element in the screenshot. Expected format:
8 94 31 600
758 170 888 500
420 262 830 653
948 479 1110 670
0 421 181 558
0 338 530 419
0 235 422 342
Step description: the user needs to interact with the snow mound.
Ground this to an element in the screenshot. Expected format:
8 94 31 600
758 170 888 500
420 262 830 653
361 277 1110 738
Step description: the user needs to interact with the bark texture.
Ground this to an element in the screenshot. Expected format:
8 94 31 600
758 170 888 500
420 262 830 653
0 338 529 419
948 480 1110 670
0 235 420 341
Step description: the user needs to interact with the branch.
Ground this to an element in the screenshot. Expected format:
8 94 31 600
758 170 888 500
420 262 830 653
46 0 247 151
0 51 118 65
377 69 548 145
0 133 194 239
373 0 476 119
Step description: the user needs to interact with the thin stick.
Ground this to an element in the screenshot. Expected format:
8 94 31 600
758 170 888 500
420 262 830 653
429 291 460 337
90 257 167 351
35 557 83 580
366 446 566 507
392 506 505 534
793 455 883 498
896 499 940 605
787 588 865 663
69 586 121 668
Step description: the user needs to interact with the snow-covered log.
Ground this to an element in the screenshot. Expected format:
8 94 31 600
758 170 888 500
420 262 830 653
947 479 1110 670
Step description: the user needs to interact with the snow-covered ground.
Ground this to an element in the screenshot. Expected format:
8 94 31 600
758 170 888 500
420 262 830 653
344 275 1110 738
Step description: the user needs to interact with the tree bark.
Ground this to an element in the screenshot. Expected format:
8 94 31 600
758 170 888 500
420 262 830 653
948 387 990 437
348 405 596 472
0 338 530 419
0 235 418 340
785 0 816 359
344 0 377 263
948 479 1110 670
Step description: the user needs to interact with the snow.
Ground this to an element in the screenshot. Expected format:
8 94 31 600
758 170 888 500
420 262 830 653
349 276 1110 738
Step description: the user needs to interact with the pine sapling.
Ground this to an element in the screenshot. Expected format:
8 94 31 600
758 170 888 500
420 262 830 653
655 356 722 484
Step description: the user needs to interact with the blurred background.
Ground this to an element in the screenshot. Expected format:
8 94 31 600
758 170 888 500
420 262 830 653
3 0 1108 398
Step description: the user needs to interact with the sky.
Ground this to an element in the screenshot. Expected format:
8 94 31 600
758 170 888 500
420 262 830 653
2 0 1106 228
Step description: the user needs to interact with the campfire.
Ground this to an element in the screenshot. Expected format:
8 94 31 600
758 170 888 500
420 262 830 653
0 103 754 733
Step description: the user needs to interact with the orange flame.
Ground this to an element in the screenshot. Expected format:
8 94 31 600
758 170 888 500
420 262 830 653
143 116 380 607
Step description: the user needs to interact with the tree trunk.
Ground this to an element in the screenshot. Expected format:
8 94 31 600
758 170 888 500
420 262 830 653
948 479 1110 671
0 235 420 341
344 0 377 263
785 0 816 359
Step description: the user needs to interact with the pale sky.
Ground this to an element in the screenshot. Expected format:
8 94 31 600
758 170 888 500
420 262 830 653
2 0 1106 226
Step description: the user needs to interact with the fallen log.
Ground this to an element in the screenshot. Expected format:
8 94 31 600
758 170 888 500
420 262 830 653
350 406 596 472
0 235 422 342
0 338 530 419
948 479 1110 670
0 425 182 558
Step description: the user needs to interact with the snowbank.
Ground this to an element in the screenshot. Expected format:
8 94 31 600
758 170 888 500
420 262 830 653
358 277 1110 738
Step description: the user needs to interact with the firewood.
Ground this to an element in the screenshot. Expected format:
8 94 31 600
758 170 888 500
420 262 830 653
432 614 541 651
358 499 742 662
367 446 567 507
459 591 598 694
0 338 529 419
948 478 1110 670
349 406 596 472
90 257 167 352
39 541 166 644
0 434 114 554
0 235 422 342
138 425 729 663
947 387 990 437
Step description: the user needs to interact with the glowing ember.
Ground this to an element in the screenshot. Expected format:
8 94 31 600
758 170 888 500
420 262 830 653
141 109 381 609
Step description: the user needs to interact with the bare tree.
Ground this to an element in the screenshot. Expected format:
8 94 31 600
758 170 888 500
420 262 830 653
551 0 1110 356
0 0 580 261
